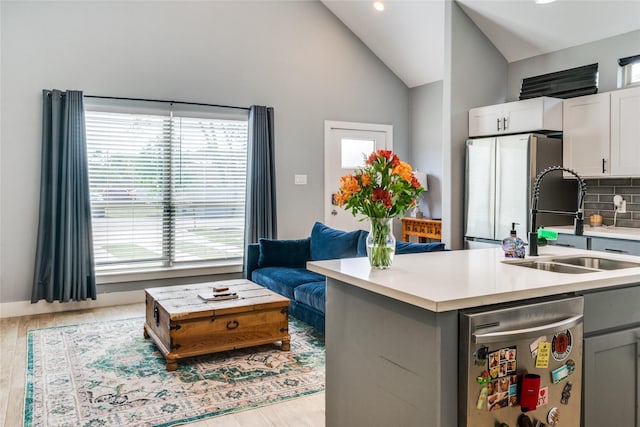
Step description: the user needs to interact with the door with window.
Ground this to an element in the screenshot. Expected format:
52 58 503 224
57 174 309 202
324 121 392 231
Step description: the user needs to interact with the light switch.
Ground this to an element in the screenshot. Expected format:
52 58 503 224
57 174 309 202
294 174 307 185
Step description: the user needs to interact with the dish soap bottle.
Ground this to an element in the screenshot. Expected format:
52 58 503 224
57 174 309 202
502 223 526 258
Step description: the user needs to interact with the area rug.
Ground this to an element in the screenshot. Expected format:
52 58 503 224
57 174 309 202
24 317 325 426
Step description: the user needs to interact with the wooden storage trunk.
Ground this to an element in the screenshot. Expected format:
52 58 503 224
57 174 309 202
144 279 290 371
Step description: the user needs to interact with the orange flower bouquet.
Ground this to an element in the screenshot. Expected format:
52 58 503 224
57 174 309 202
335 150 425 268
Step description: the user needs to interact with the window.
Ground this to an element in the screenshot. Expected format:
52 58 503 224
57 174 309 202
340 138 375 168
619 54 640 88
85 100 248 275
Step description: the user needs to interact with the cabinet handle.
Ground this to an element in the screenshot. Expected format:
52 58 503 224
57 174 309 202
604 248 628 254
503 117 508 130
497 118 501 131
555 243 574 248
602 158 606 173
473 314 583 343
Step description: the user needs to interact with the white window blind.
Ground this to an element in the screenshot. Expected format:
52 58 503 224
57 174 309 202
85 102 248 273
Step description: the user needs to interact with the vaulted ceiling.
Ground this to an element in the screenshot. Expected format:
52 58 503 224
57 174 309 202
321 0 640 88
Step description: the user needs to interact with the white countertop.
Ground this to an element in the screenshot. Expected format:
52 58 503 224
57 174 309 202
307 246 640 313
546 225 640 241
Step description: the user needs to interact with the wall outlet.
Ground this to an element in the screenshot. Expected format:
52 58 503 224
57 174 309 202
613 195 626 213
618 200 627 213
294 174 307 185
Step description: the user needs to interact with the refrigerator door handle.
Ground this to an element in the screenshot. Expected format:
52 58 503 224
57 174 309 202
473 314 583 344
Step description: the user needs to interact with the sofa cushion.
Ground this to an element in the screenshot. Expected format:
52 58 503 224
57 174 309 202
293 281 326 314
396 241 445 254
251 267 325 299
258 237 310 268
310 222 363 261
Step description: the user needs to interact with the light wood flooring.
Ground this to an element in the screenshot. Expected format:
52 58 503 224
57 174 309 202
0 303 325 427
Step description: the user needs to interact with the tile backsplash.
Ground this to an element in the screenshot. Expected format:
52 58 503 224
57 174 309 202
583 178 640 228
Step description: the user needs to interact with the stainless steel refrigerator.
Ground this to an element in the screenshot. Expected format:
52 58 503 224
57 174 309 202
464 133 577 248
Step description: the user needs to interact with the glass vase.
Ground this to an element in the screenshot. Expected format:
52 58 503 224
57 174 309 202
366 217 396 269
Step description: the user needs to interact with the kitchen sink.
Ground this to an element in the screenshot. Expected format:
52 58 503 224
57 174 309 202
550 256 640 270
509 261 597 274
505 255 640 274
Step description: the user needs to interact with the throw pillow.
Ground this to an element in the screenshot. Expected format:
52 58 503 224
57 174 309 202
258 237 311 268
310 222 363 261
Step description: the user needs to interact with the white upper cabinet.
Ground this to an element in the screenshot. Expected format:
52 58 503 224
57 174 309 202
468 97 563 137
562 92 610 178
563 86 640 178
610 86 640 176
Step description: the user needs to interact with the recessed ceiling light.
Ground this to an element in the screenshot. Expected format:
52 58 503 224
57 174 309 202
535 0 557 4
373 1 384 11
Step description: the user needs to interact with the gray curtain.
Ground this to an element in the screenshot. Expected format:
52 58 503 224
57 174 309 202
245 105 277 246
32 90 96 303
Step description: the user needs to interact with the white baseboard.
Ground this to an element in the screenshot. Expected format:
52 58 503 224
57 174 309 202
0 290 145 319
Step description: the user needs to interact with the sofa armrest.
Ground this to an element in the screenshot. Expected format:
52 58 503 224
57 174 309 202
245 243 260 280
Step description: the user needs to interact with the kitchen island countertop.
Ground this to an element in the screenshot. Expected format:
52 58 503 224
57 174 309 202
307 246 640 312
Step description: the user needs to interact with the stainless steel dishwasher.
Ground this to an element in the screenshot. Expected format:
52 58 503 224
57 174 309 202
459 295 584 427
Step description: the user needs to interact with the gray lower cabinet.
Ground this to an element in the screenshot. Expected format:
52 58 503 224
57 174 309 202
550 234 640 255
590 236 640 256
583 327 640 427
551 234 589 249
582 286 640 427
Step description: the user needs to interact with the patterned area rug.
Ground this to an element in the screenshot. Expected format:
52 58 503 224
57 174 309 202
24 317 325 426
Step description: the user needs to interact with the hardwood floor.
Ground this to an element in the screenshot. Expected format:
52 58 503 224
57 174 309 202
0 303 325 427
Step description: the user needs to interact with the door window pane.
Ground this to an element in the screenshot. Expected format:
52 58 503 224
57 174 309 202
341 138 375 168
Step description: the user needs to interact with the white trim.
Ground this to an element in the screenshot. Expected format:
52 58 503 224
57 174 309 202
323 120 394 229
324 120 393 141
0 290 145 319
97 263 243 285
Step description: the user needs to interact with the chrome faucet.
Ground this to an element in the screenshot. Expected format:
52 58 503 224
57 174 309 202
529 166 587 256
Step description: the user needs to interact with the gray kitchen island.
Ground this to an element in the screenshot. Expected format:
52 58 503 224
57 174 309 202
307 246 640 427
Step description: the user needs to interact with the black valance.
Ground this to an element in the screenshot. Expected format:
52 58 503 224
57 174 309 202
519 63 599 100
618 54 640 67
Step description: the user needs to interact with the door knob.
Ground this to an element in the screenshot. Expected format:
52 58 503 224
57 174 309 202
331 209 337 216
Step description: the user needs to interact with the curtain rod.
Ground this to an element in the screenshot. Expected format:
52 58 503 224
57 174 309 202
84 94 250 111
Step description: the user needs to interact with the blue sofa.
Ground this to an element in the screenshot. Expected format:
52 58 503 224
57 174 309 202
245 222 445 332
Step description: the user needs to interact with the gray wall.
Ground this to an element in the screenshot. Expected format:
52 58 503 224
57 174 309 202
0 1 409 303
410 81 443 219
442 1 508 249
508 30 640 101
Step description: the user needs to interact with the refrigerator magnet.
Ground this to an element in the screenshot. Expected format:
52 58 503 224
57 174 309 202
529 335 547 358
551 329 573 361
535 342 551 368
473 345 489 366
537 386 549 407
551 364 569 384
565 359 576 375
547 407 560 426
560 381 573 405
476 386 488 410
476 370 490 385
